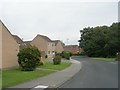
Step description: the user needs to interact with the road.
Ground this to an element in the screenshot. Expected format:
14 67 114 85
59 56 118 88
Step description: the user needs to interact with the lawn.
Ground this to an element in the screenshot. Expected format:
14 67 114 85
38 61 72 70
0 71 2 89
2 61 72 88
2 69 55 88
92 57 115 61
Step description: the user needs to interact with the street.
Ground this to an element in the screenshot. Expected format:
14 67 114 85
59 56 118 88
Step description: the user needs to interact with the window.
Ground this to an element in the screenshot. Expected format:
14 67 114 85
48 43 50 46
52 43 54 47
52 51 55 54
48 51 50 54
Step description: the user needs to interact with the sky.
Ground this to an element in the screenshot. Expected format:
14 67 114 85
0 0 118 45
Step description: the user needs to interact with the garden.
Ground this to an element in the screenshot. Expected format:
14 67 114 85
2 46 72 88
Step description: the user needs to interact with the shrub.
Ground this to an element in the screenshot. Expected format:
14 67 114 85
79 52 87 56
55 52 62 56
39 57 44 65
72 53 79 56
62 51 70 60
17 46 41 71
53 55 61 65
70 52 73 57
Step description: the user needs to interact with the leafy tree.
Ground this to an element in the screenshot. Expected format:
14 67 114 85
79 22 120 57
17 46 41 71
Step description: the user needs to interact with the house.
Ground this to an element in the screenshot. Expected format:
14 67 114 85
12 35 23 45
52 40 64 53
0 21 2 68
12 35 27 49
64 45 80 54
24 41 32 46
30 34 56 58
0 20 19 69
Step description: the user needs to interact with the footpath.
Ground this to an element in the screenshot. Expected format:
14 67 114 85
9 59 82 90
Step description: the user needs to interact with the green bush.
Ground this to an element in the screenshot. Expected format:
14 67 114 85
79 52 87 56
53 55 61 65
17 46 41 71
72 53 80 56
70 52 72 57
62 51 70 60
55 52 62 56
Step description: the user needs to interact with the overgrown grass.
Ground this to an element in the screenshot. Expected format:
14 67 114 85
38 61 72 70
2 69 55 88
92 57 115 61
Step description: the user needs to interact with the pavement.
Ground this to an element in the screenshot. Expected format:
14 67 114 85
8 58 82 90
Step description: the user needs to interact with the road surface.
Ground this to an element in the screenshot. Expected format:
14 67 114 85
59 56 118 88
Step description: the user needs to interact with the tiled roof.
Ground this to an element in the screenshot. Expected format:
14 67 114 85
24 41 32 45
64 45 79 48
38 34 52 42
52 40 60 45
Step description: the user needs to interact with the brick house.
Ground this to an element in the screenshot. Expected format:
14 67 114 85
12 35 27 49
64 45 80 54
52 40 64 53
29 34 56 58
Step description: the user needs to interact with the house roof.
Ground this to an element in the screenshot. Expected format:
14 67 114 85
24 41 32 45
64 45 79 48
52 40 60 45
12 35 23 44
35 34 64 47
0 20 16 41
38 34 52 42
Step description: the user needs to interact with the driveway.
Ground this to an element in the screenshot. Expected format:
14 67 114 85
59 56 118 88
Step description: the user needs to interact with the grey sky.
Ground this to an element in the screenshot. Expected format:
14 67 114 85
1 0 118 45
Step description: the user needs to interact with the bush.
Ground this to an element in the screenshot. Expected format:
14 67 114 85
39 57 44 65
62 51 71 60
70 52 73 57
72 53 80 56
53 55 61 65
55 52 62 56
17 46 41 71
79 52 87 56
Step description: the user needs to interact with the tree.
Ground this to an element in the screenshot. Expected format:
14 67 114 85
79 22 120 57
17 46 41 71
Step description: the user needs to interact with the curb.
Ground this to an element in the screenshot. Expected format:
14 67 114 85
48 58 82 89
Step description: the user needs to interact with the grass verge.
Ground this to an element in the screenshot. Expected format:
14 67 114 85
2 61 72 88
0 71 2 90
2 69 55 88
92 57 115 61
38 61 72 70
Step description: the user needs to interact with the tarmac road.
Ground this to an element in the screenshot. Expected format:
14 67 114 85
59 56 118 88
